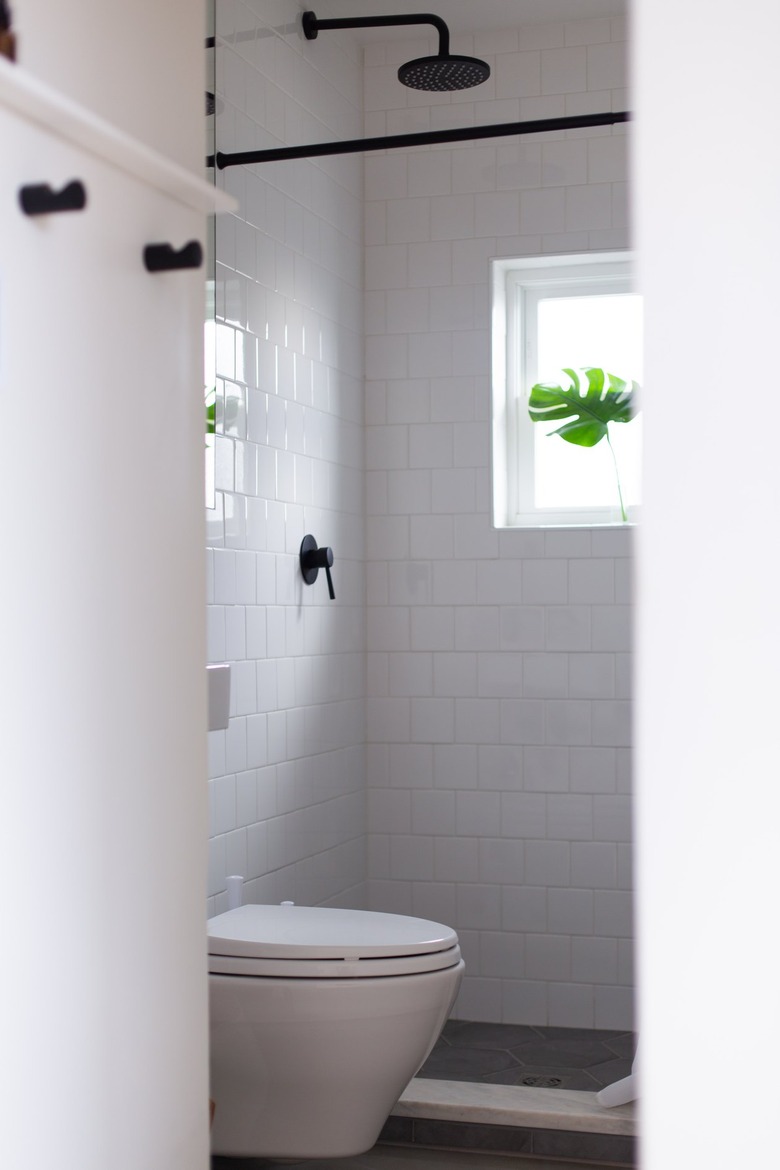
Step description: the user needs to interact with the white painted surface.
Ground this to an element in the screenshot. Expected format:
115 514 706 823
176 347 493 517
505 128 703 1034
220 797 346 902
14 0 204 173
634 0 780 1165
0 71 209 1170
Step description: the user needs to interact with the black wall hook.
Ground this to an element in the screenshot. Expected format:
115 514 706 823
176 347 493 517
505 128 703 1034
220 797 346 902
300 535 335 600
143 240 203 272
19 180 87 216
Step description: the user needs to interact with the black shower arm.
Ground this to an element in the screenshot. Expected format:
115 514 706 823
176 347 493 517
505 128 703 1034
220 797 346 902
209 110 631 169
303 11 450 56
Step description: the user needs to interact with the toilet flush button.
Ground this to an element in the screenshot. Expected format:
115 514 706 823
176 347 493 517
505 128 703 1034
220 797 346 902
280 900 295 906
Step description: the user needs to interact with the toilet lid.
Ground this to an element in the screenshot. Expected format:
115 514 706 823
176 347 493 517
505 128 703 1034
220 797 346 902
207 904 458 962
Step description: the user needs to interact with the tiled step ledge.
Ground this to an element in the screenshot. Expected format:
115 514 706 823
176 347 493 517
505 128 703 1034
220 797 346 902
392 1077 637 1136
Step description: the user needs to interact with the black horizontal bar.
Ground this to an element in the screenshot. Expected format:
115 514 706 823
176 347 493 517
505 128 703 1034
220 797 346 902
213 111 631 169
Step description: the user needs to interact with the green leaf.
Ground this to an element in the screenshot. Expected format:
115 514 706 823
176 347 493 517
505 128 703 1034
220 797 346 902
528 367 639 448
205 386 217 436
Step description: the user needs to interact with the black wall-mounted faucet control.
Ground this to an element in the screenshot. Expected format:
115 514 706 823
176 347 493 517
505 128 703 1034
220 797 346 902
300 535 335 600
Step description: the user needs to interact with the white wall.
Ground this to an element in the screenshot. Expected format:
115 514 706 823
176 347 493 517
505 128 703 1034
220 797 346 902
363 16 635 1029
206 0 367 913
15 0 203 171
635 0 780 1163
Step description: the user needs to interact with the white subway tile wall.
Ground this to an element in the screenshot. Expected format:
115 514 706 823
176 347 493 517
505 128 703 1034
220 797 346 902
210 3 633 1030
364 17 634 1029
207 0 366 914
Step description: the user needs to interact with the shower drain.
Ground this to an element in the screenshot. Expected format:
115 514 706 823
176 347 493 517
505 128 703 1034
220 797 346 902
520 1075 563 1088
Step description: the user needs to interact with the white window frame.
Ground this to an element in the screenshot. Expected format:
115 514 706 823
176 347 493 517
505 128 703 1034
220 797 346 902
491 251 639 528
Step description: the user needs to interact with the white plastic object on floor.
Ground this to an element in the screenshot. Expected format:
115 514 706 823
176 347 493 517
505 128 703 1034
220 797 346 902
597 1044 639 1106
225 875 244 910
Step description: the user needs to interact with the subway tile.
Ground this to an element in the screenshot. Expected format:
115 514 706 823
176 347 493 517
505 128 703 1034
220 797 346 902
386 197 431 244
501 885 547 934
411 607 455 651
477 559 524 605
592 700 632 747
367 697 411 743
433 652 478 696
457 883 502 930
433 743 479 790
408 150 453 197
368 788 412 835
547 983 595 1029
456 790 501 837
386 379 431 424
500 792 547 840
500 700 547 745
387 561 432 605
454 698 501 744
525 934 571 981
407 240 453 287
569 653 615 699
480 930 525 979
410 515 454 560
411 881 457 926
390 835 435 881
547 793 594 841
478 744 523 790
587 40 627 90
432 836 478 883
389 652 433 697
571 842 618 890
525 839 571 886
520 186 566 235
594 794 633 843
431 468 477 514
594 890 634 938
592 605 632 651
432 561 477 606
478 838 525 887
456 607 500 651
546 607 591 651
541 45 587 94
409 423 453 468
388 743 434 789
411 697 455 743
411 789 457 835
523 653 568 699
524 745 569 791
387 469 433 514
565 183 612 232
546 700 591 746
452 146 498 194
548 888 595 934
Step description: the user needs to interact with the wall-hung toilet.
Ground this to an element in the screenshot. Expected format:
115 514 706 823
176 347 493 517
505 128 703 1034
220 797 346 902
208 903 464 1159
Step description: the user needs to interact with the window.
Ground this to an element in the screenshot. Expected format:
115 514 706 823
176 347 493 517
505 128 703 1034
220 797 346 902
491 252 642 527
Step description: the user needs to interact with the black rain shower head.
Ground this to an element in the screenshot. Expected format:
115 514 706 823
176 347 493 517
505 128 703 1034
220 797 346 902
302 10 491 93
398 53 490 92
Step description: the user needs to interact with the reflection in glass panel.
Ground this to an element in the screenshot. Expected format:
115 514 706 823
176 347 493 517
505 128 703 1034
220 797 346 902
204 0 216 509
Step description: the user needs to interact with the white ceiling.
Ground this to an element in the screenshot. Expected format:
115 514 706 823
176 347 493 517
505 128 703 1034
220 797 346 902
310 0 627 41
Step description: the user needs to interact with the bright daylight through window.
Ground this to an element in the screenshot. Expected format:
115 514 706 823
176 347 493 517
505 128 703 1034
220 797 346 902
491 252 642 527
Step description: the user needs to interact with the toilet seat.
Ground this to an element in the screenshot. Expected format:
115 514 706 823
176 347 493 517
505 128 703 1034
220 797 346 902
208 904 461 980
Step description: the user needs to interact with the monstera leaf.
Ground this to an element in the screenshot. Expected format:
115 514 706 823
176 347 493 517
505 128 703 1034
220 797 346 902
528 367 638 447
528 367 640 521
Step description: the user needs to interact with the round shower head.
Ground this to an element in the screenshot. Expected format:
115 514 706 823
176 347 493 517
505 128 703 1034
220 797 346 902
398 53 491 92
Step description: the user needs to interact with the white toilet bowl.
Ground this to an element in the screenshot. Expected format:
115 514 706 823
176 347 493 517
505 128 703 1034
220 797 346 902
208 903 464 1159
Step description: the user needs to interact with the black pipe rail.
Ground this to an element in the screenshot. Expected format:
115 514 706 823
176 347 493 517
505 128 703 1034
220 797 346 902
209 110 631 169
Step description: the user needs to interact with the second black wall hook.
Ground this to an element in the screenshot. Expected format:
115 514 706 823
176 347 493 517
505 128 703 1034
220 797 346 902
300 535 335 600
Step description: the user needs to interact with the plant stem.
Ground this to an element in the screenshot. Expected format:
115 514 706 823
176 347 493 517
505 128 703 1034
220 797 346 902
606 429 627 522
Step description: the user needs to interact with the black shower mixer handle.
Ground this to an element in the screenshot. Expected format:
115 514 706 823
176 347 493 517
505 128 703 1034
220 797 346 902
300 535 335 600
